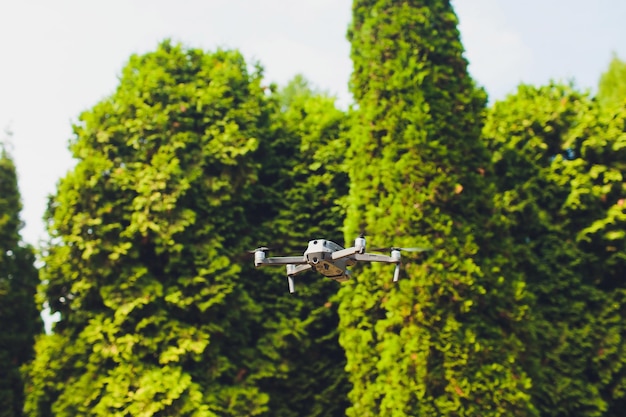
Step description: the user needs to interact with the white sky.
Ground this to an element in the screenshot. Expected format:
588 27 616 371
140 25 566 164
1 0 625 248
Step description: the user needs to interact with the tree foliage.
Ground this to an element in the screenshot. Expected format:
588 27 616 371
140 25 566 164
483 83 626 416
339 1 533 416
25 41 272 417
0 144 40 417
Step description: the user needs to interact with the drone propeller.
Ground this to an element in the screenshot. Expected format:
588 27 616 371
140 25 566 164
371 246 431 253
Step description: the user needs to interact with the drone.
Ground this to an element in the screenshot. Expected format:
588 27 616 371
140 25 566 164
252 235 428 293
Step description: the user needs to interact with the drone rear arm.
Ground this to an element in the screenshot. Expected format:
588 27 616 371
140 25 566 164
331 246 361 261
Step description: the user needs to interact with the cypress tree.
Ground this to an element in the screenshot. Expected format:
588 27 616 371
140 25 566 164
24 41 273 416
0 144 41 417
339 1 533 416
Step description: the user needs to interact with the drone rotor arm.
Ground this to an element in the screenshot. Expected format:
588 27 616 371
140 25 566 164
353 253 399 263
355 252 404 282
371 246 430 252
331 247 360 261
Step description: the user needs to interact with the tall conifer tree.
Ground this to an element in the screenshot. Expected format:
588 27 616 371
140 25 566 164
339 1 533 415
0 144 41 417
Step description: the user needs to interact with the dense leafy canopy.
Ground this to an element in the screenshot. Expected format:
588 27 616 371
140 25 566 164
0 146 40 417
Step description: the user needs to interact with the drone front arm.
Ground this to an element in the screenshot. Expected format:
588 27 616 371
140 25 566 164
355 251 403 282
353 253 398 263
331 246 361 261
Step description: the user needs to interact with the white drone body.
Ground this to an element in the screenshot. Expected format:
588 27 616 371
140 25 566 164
254 236 416 293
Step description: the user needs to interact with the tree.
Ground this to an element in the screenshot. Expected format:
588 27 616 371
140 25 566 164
24 41 273 416
0 143 41 417
339 1 533 416
244 76 352 417
597 53 626 111
482 82 626 416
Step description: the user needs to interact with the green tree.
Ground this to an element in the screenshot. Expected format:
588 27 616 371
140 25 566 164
482 82 626 416
24 41 273 416
0 143 41 417
597 53 626 111
584 101 626 417
339 1 533 416
241 75 351 417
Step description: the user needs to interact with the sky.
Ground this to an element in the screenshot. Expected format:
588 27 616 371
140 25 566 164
1 0 626 248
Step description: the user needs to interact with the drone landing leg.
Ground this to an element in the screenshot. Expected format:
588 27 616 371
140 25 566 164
286 264 298 294
285 263 311 294
393 263 401 282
